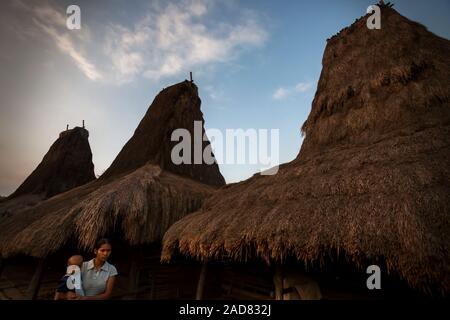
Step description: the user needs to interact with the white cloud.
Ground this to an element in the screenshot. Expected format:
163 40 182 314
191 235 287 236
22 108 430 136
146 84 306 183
273 87 288 100
34 20 102 81
15 0 267 85
124 1 267 83
273 82 313 100
295 82 312 92
187 0 207 16
15 0 102 81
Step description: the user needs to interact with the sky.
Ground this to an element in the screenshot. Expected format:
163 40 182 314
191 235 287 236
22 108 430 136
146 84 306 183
0 0 449 196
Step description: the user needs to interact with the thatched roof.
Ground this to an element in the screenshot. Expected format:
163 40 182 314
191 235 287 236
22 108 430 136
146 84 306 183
102 80 225 187
8 127 95 199
0 164 214 257
162 7 450 294
0 127 96 218
0 80 224 257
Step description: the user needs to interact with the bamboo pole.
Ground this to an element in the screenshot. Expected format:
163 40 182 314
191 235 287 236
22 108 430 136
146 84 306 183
273 263 283 300
25 258 46 300
195 260 208 300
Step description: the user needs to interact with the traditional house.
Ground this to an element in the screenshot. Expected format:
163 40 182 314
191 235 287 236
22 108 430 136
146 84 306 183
0 80 225 299
162 6 450 299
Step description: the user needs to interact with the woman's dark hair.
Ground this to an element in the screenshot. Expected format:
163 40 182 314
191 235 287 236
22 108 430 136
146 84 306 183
94 238 112 250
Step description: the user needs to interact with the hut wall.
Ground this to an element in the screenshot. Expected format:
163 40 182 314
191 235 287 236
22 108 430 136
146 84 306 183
0 245 204 300
0 254 72 300
202 261 274 300
0 251 430 300
109 244 202 300
281 256 429 300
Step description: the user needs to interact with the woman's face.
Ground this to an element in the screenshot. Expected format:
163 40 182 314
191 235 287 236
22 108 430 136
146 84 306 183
95 243 112 262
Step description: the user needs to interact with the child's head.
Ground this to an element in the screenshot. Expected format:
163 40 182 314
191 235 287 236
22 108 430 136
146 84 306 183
55 255 84 299
67 255 83 267
66 255 83 274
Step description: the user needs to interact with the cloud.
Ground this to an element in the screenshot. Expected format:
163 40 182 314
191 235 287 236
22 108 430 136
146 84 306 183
273 82 313 100
14 0 267 85
295 82 312 92
273 87 288 100
17 1 103 81
34 20 103 81
111 1 267 83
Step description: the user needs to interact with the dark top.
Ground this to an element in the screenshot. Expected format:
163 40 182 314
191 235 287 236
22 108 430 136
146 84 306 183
56 275 75 293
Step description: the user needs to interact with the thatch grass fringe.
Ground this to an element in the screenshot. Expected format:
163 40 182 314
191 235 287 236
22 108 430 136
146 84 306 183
162 122 450 294
0 164 214 257
165 7 450 294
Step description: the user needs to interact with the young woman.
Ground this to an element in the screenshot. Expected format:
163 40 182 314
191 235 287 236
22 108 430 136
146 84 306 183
79 238 118 300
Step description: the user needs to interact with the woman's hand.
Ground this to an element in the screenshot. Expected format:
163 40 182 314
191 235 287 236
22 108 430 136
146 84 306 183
73 294 86 300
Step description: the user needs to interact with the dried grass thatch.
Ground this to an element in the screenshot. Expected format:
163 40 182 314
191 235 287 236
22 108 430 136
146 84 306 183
0 164 214 257
8 127 95 199
162 7 450 294
0 80 224 258
102 80 225 187
0 127 96 218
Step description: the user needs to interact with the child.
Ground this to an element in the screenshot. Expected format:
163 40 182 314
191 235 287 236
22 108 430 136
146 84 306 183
54 255 85 300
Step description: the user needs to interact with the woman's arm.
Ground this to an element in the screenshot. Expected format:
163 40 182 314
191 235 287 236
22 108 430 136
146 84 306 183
80 276 116 300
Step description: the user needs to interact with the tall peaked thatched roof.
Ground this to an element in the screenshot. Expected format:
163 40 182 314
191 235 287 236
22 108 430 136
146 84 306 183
8 127 95 199
0 80 224 257
103 80 225 187
162 7 450 294
0 127 96 217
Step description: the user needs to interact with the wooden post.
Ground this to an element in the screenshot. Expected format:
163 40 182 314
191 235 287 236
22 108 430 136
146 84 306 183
195 260 208 300
124 247 142 299
66 124 69 131
189 71 193 82
25 258 46 300
82 120 85 129
273 263 283 300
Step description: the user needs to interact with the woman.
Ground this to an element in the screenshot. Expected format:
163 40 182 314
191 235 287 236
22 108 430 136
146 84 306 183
79 238 118 300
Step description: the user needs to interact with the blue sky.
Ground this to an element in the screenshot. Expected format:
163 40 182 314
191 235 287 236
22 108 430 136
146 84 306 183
0 0 449 195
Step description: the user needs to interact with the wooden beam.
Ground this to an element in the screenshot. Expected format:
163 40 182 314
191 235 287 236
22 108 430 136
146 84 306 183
273 264 283 300
25 258 46 300
195 260 208 300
